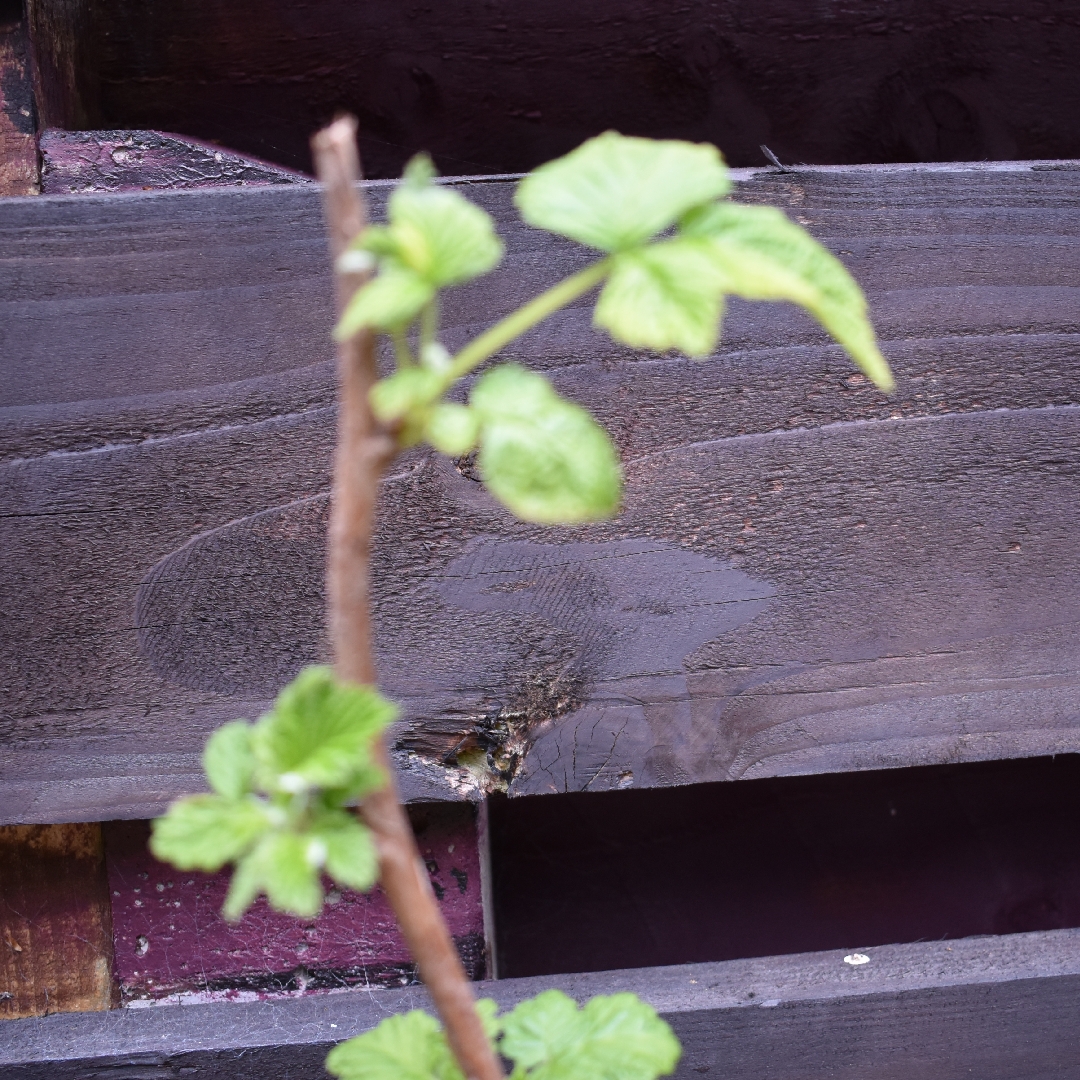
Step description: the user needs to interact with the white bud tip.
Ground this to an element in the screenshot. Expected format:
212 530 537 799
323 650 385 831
336 250 375 275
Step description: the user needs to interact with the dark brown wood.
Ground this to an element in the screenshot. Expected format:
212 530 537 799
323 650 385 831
0 12 38 196
38 128 310 194
0 823 116 1018
21 0 1080 178
3 163 1080 824
490 755 1080 978
4 929 1080 1077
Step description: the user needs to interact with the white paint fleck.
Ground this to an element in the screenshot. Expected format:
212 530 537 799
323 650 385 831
844 953 870 966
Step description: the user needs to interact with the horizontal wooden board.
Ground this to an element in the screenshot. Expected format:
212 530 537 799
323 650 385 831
25 0 1080 177
4 929 1080 1077
3 163 1080 822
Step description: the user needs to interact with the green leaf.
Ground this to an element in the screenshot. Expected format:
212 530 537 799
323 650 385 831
389 184 503 287
335 268 435 339
313 811 380 893
500 990 681 1080
424 402 479 456
515 132 730 253
222 845 265 921
326 1010 464 1080
403 152 438 188
594 238 729 357
224 831 324 921
253 666 397 791
681 201 895 391
150 794 268 872
370 368 443 424
203 720 255 799
471 365 621 524
262 832 324 917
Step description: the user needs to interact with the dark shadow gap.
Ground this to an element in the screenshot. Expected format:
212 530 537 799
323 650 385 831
489 754 1080 979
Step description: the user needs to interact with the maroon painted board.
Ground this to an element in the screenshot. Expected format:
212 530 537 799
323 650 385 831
104 804 485 1003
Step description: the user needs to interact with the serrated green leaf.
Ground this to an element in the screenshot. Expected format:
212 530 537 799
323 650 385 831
403 152 438 188
223 831 324 921
515 132 730 253
425 402 479 455
500 990 582 1073
335 268 435 339
262 831 324 917
253 666 397 791
594 238 729 357
370 368 443 424
475 998 502 1042
681 201 895 391
313 811 380 893
471 365 621 524
203 720 255 799
222 843 266 922
326 1009 464 1080
500 990 680 1080
150 794 268 872
389 184 503 287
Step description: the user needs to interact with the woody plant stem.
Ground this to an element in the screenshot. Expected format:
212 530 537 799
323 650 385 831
312 117 504 1080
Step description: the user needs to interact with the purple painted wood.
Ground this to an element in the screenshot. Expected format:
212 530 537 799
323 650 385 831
103 805 485 1003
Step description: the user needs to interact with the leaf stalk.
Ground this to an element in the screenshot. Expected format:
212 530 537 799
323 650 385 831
447 259 609 381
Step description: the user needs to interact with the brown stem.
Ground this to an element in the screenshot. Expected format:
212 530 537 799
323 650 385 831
311 116 504 1080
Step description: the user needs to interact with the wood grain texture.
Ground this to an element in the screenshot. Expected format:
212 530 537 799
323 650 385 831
0 824 115 1018
22 0 1080 178
0 15 38 197
4 929 1080 1077
4 162 1080 822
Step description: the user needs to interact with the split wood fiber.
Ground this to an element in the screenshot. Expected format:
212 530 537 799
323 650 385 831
21 0 1080 177
0 824 115 1018
3 162 1080 824
311 117 501 1080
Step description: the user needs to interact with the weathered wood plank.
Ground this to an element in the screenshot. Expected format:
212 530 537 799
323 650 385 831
3 164 1080 822
0 824 115 1018
3 930 1080 1077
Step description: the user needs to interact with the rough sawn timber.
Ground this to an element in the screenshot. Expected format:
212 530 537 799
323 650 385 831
3 161 1080 823
4 928 1080 1078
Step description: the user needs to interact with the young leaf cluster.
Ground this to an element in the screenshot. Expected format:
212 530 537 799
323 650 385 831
336 130 893 527
150 666 396 920
325 989 681 1080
